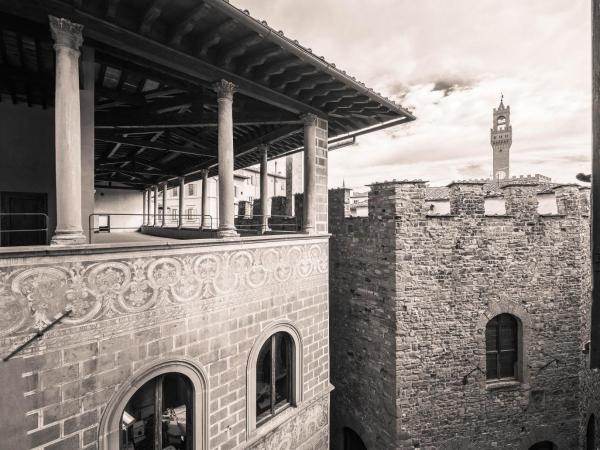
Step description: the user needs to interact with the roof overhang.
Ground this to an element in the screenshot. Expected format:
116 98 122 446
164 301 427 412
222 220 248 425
0 0 415 189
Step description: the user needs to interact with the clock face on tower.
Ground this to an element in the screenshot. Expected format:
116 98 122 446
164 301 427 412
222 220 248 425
496 170 506 180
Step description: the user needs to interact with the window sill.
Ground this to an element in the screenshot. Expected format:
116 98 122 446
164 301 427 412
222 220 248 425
248 403 299 443
485 379 521 391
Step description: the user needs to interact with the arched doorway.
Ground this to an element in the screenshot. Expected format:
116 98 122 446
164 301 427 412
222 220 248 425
344 427 367 450
529 441 556 450
588 414 596 450
121 372 193 449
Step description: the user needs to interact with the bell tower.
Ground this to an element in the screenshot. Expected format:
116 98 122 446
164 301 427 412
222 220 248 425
490 95 512 181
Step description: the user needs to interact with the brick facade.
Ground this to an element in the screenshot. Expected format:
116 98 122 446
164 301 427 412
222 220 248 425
0 236 330 450
329 180 597 449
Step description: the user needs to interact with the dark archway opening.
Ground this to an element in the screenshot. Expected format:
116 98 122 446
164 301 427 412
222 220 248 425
529 441 557 450
588 414 596 450
344 427 367 450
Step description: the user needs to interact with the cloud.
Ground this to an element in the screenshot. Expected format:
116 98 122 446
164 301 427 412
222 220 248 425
431 77 475 97
231 0 591 189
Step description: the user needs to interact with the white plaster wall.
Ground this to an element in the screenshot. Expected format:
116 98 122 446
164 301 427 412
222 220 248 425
94 188 143 232
0 102 56 237
537 193 558 214
485 197 506 215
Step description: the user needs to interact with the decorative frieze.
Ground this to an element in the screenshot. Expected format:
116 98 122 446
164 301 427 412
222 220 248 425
0 242 328 336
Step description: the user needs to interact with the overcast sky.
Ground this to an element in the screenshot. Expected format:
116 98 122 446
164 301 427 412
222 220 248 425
232 0 591 188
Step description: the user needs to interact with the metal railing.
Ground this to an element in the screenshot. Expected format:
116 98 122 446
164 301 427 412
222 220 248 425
0 213 49 246
88 213 215 243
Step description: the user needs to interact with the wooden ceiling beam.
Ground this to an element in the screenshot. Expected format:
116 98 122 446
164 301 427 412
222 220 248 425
139 0 168 35
198 18 238 58
218 32 264 68
271 66 320 91
105 0 120 19
239 46 282 77
95 134 214 158
285 74 333 98
98 157 166 172
169 2 212 47
95 110 301 128
3 0 327 116
254 57 303 84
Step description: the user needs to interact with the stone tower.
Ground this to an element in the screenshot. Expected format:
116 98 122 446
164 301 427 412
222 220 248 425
490 96 512 181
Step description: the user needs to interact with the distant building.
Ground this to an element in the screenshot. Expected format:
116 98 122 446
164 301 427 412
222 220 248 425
161 165 287 229
491 96 512 181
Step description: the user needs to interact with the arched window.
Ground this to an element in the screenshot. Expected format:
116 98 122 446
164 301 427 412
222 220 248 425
588 414 596 450
121 373 193 449
486 313 518 380
256 332 293 426
529 441 556 450
497 115 507 131
344 427 367 450
246 322 303 437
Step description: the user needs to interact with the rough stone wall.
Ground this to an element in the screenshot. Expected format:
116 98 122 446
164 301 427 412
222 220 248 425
329 181 593 450
0 237 330 450
329 185 403 450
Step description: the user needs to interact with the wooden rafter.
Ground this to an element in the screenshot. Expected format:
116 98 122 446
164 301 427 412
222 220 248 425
169 2 211 47
95 134 214 158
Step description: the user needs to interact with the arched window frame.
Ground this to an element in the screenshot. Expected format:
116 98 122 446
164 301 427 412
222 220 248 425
97 357 208 450
477 303 530 387
246 321 303 439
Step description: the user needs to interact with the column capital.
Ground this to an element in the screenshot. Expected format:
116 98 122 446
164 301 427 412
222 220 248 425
49 16 84 51
301 113 319 127
178 176 185 182
213 79 236 100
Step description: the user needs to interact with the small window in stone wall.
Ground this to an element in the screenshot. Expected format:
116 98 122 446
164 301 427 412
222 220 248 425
486 313 518 380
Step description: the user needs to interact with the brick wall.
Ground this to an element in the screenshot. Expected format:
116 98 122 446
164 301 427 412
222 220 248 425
0 236 330 450
315 119 328 234
329 181 595 449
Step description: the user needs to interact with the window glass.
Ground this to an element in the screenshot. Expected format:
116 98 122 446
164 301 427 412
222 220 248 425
256 332 293 425
274 333 291 407
486 314 518 380
256 340 272 420
121 374 193 450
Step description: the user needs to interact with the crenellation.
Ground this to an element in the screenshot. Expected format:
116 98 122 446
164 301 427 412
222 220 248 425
448 181 486 216
501 182 540 218
554 184 583 217
329 177 591 449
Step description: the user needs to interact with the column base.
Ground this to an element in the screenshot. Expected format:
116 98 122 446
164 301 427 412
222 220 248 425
217 227 239 238
50 231 87 246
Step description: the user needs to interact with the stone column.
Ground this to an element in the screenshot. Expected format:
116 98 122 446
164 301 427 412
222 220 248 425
285 155 294 216
142 190 147 225
214 79 238 237
49 16 86 245
201 170 209 229
178 177 185 229
302 113 318 233
259 144 270 234
146 188 151 225
161 182 167 227
153 185 158 226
